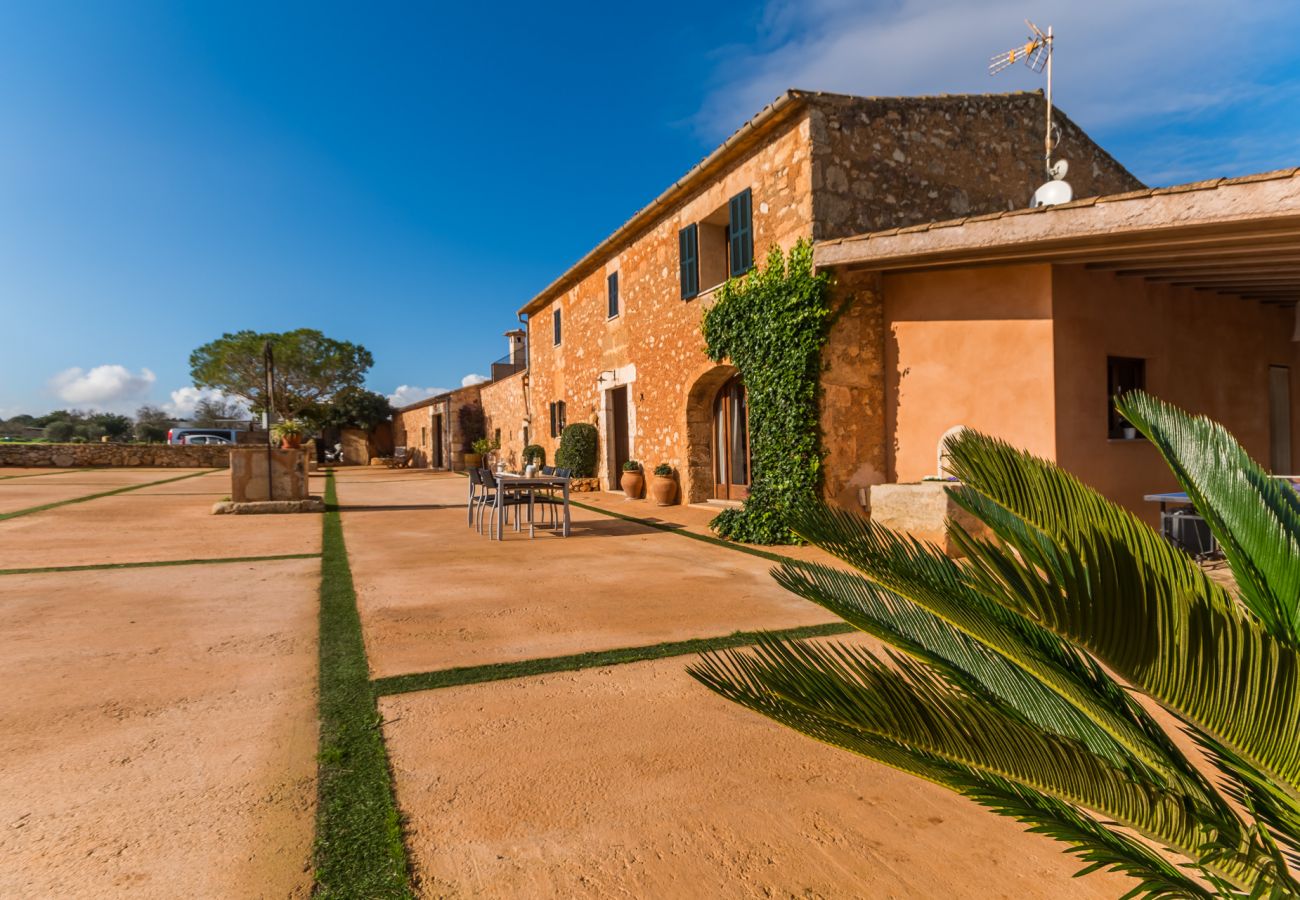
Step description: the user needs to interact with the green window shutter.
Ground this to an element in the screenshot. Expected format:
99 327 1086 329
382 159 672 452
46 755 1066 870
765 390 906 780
679 224 699 299
728 188 753 276
553 309 562 345
608 272 619 318
549 402 556 438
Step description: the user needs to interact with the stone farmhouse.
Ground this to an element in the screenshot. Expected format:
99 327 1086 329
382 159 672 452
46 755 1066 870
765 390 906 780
394 88 1300 525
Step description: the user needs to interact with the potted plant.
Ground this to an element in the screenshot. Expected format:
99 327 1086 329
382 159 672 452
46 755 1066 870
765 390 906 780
271 418 306 449
468 437 498 470
620 459 644 499
650 462 677 506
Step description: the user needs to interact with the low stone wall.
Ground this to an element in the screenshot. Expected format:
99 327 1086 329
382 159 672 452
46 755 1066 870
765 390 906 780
868 481 990 558
0 443 231 469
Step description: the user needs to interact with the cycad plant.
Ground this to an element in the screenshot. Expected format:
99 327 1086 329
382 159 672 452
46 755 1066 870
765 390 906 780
690 392 1300 897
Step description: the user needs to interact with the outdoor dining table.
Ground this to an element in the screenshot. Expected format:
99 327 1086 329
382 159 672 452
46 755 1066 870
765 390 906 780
489 472 571 541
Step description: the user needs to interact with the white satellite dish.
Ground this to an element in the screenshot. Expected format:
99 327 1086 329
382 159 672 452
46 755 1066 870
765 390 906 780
1032 160 1073 207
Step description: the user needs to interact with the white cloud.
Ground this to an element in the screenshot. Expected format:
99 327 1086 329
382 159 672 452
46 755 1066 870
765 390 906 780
461 373 490 387
388 384 448 407
161 386 249 419
49 365 156 409
696 0 1297 183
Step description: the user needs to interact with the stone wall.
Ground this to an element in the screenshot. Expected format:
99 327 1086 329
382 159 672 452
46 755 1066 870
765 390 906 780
505 90 1141 506
479 371 529 469
819 269 888 510
391 384 483 470
0 443 231 468
523 112 814 494
807 91 1144 242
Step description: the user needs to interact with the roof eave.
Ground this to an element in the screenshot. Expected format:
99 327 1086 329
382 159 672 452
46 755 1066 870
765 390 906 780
518 90 810 317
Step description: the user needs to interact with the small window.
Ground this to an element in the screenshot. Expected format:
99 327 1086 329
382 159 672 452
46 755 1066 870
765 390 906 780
679 224 699 300
558 401 566 433
549 401 567 438
1107 356 1146 438
553 308 562 345
421 426 427 447
607 271 620 319
728 188 754 276
494 428 501 446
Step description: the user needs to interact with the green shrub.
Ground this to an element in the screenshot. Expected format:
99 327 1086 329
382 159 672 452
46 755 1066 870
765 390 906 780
523 443 545 466
653 463 674 477
471 436 498 457
622 459 641 471
555 423 598 477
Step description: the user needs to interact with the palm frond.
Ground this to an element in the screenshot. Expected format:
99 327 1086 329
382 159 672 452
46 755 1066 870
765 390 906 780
774 561 1141 776
691 644 1223 897
950 773 1221 899
787 503 1204 794
690 637 1255 889
943 436 1300 805
1116 390 1300 645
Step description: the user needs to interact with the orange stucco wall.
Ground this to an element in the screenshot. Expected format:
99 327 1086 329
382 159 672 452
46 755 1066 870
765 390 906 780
882 265 1057 484
1051 265 1300 521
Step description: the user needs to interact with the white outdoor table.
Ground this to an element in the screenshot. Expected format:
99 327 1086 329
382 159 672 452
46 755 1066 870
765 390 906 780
491 473 571 540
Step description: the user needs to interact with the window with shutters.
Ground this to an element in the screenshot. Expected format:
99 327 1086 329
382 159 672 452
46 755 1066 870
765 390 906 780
728 188 753 276
682 187 755 297
548 400 567 438
553 308 562 345
607 271 620 319
679 224 699 300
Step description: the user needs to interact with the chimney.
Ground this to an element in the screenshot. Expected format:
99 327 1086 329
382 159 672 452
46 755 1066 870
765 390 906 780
505 329 527 367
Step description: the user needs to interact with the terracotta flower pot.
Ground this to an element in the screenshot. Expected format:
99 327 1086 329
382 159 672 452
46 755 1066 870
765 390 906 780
620 470 644 499
463 452 483 469
280 435 302 449
650 474 677 506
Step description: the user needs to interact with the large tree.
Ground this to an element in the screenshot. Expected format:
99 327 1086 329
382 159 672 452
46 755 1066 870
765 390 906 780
189 329 374 421
315 387 394 430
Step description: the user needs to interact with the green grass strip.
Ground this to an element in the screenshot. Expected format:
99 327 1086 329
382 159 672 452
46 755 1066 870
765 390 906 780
0 552 321 577
372 621 855 696
0 469 218 521
0 467 95 481
314 471 413 898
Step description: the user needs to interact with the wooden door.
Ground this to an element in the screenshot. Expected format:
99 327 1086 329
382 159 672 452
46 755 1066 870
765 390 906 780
431 414 443 469
712 375 750 500
611 386 630 477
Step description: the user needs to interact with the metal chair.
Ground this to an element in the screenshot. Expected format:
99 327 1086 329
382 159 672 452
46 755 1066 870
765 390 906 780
479 467 529 536
466 466 491 531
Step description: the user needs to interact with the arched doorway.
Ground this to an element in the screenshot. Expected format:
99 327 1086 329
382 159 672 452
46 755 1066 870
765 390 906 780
711 374 750 500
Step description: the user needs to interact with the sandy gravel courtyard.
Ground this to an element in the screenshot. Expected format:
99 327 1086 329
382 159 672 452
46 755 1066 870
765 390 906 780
0 468 320 899
2 463 1133 898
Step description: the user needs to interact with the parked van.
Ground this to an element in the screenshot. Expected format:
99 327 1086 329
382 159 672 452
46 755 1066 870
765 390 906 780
168 427 239 445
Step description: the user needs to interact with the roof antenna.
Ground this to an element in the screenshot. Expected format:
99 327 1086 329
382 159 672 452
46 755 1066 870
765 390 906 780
989 21 1071 206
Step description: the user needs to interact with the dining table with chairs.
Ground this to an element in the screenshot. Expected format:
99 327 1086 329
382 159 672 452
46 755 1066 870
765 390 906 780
467 465 572 540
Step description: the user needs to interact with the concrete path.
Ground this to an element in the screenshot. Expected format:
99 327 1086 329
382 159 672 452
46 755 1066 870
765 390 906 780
0 468 320 898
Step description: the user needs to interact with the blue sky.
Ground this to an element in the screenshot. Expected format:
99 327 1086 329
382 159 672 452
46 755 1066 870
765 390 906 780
2 0 1298 417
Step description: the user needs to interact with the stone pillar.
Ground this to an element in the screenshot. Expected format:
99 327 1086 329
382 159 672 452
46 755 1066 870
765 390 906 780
819 268 888 511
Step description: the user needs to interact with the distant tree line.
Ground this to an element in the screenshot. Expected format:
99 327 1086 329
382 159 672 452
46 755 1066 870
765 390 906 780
1 328 395 445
